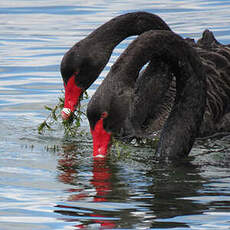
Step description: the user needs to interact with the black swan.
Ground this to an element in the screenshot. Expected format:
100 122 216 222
60 12 230 159
60 12 171 119
87 30 207 159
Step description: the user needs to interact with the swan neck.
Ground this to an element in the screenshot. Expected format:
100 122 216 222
87 12 171 50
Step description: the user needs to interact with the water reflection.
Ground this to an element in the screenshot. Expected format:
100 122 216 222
56 144 116 229
146 163 205 228
54 142 228 229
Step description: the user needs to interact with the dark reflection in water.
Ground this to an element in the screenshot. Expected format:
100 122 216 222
146 164 204 228
56 144 116 229
53 142 230 229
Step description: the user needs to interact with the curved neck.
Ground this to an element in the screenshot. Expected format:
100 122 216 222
87 12 171 50
111 30 206 159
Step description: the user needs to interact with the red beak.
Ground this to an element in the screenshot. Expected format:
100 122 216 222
91 118 111 158
61 74 82 120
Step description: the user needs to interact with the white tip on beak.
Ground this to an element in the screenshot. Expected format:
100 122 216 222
61 108 72 120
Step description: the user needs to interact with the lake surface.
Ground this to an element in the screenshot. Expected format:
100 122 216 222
1 0 230 229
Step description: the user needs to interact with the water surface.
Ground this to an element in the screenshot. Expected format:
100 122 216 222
1 0 230 229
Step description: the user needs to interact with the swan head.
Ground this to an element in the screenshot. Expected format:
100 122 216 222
60 41 108 120
87 79 135 158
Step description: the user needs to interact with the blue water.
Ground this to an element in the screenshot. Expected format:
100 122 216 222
1 1 230 229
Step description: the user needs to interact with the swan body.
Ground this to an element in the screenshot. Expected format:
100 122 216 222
189 30 230 137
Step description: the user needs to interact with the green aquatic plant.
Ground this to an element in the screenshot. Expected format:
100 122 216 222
112 137 130 158
38 91 89 136
111 135 160 159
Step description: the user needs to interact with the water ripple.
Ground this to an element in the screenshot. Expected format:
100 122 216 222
1 0 230 229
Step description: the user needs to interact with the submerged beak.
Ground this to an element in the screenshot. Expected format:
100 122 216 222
61 74 82 120
91 118 112 158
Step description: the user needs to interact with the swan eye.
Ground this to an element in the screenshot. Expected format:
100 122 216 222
101 111 108 119
73 71 79 76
